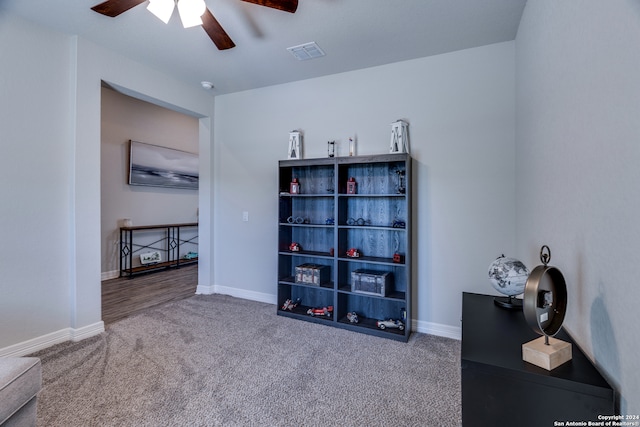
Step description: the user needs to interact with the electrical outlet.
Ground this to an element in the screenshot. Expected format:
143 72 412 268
242 211 249 222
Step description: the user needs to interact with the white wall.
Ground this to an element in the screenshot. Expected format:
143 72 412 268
0 15 214 354
213 41 516 335
100 88 199 276
516 0 640 414
0 14 75 348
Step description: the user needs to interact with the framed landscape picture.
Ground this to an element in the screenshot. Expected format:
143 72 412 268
128 140 199 190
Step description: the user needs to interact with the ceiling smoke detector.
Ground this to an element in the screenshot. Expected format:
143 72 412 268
201 81 214 90
287 42 326 61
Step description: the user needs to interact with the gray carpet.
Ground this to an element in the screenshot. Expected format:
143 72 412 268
31 294 461 427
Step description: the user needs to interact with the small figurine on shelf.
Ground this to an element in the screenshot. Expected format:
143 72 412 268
347 312 359 323
346 248 361 258
346 177 357 194
376 319 405 331
393 253 404 264
290 178 300 194
289 242 301 252
281 298 301 311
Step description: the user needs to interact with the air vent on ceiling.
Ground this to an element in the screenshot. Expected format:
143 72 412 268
287 42 326 61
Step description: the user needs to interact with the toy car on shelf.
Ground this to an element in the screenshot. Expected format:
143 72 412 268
346 312 359 323
281 298 300 311
307 306 333 317
346 248 361 258
376 319 405 331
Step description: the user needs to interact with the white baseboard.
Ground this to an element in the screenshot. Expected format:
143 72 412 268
71 321 105 342
195 283 215 295
210 284 277 305
414 320 461 340
1 290 460 358
198 284 460 340
101 270 119 281
0 321 105 357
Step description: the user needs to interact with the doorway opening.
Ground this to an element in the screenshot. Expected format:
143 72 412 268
99 84 201 323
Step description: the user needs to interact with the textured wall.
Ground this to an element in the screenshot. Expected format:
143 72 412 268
0 15 74 348
0 14 214 353
515 0 640 414
213 41 517 336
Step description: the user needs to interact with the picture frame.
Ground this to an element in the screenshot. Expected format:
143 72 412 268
128 140 199 190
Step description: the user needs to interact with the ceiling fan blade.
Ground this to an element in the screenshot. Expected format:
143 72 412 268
202 8 236 50
91 0 146 17
240 0 298 14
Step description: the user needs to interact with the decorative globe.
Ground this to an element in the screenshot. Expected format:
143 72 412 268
488 255 529 297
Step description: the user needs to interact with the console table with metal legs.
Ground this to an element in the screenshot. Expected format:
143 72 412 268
119 222 198 277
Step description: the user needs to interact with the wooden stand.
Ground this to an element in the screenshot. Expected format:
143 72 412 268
522 335 572 370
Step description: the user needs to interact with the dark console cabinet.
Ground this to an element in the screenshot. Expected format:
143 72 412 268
461 292 615 427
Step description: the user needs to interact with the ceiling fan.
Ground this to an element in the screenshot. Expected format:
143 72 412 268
90 0 298 50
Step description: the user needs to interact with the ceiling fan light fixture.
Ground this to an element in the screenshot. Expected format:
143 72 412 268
147 0 174 24
178 0 206 28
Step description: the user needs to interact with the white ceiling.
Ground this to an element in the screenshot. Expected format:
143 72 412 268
0 0 527 95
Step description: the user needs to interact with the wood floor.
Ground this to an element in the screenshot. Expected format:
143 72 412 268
101 264 198 325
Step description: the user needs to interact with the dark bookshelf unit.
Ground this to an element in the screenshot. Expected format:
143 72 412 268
277 154 412 341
